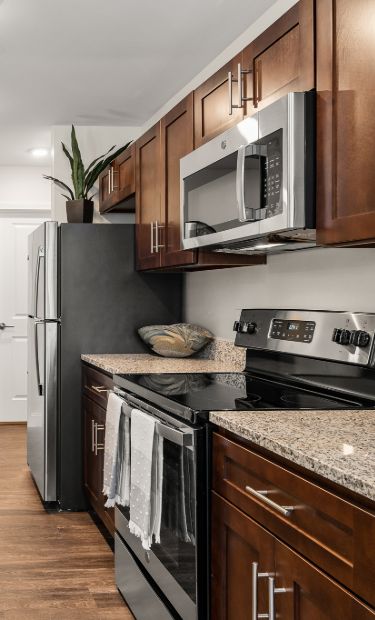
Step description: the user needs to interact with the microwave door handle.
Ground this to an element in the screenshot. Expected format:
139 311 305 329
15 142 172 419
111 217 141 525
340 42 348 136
236 145 247 222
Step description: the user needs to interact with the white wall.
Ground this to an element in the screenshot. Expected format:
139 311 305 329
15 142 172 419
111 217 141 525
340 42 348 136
51 125 141 223
184 249 375 339
0 166 50 211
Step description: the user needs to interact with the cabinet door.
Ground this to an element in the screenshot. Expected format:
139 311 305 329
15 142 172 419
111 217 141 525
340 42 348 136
161 94 197 268
194 54 244 148
211 492 274 620
274 540 375 619
135 123 162 270
317 0 375 245
242 0 314 115
117 143 135 203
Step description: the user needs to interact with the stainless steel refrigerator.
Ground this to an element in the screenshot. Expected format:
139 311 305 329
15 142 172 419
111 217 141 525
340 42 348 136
27 222 182 510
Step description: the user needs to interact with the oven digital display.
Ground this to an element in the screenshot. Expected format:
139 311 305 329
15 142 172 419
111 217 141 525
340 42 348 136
287 322 299 331
270 319 316 343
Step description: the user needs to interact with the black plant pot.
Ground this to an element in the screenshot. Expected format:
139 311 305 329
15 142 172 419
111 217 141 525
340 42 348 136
66 199 94 223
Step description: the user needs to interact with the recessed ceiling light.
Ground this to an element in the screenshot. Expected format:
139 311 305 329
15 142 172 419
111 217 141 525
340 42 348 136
29 148 50 158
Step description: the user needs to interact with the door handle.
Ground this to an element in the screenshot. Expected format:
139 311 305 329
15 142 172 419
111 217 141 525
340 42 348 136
34 320 44 396
94 422 105 455
34 246 45 318
268 577 288 620
252 562 274 620
154 221 165 252
0 323 14 330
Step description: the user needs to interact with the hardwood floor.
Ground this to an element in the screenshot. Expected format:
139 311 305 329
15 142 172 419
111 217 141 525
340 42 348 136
0 424 133 619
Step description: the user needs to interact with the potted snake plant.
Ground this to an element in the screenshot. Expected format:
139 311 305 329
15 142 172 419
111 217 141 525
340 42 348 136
44 125 132 223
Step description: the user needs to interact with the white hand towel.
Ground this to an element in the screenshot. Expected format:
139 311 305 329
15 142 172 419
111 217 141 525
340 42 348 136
129 408 158 550
102 392 123 507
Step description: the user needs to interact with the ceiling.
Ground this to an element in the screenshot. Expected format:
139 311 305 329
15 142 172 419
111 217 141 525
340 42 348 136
0 0 277 165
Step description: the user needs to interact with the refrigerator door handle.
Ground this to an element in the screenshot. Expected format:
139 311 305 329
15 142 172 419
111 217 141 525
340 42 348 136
34 246 45 318
34 320 44 396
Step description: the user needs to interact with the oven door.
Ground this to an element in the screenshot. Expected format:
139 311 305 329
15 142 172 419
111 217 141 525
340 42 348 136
114 393 206 620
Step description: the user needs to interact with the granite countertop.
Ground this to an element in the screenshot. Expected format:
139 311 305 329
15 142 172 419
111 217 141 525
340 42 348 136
210 409 375 502
81 339 246 375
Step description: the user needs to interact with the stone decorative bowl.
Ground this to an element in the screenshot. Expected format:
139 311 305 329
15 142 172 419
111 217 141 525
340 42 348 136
138 323 214 358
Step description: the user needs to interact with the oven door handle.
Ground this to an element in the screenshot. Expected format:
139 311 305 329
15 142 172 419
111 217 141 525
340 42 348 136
113 388 193 448
156 420 192 447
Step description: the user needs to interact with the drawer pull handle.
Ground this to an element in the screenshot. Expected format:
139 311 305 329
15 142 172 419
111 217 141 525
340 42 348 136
91 385 109 393
245 486 294 517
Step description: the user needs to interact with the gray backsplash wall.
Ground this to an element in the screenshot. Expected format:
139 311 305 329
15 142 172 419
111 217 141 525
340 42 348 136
183 248 375 340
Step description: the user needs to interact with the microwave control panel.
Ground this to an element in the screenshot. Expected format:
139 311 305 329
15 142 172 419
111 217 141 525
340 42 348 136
261 129 283 218
270 319 316 343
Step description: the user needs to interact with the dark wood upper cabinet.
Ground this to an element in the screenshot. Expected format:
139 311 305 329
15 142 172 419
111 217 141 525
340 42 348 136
194 54 244 148
99 144 135 214
135 123 162 270
116 143 136 203
242 0 315 115
160 94 196 267
316 0 375 245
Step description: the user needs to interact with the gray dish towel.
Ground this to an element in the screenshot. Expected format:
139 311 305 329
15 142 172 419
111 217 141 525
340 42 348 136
129 408 163 550
103 394 131 508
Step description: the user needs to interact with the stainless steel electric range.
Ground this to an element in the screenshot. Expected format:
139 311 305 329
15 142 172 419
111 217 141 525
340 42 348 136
112 309 375 620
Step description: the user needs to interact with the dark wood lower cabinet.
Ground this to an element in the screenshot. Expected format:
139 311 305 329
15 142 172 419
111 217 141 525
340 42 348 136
211 492 375 619
83 394 114 536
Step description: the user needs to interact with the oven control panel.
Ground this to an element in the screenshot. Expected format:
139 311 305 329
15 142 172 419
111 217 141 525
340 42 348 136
270 319 315 343
234 309 375 366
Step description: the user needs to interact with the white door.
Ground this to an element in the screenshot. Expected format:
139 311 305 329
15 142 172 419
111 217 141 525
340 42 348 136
0 212 49 422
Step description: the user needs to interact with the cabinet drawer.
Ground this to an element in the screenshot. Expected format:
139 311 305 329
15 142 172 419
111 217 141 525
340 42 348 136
82 364 113 408
212 432 375 606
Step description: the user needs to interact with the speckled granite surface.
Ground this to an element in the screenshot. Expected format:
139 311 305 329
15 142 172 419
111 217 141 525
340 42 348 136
81 339 245 375
210 409 375 502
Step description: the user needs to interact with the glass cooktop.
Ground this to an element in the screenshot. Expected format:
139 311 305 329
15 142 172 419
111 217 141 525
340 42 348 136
116 372 364 418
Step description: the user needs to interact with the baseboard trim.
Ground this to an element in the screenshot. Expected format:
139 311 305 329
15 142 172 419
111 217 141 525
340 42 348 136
0 421 27 426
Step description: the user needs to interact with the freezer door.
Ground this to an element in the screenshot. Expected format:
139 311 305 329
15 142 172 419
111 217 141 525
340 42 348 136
27 317 58 501
27 221 58 320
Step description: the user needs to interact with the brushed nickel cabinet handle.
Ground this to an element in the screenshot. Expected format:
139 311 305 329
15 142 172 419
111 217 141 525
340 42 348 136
91 385 109 393
268 577 287 620
252 562 274 619
91 419 95 453
154 221 165 252
228 69 233 115
94 422 105 455
150 222 155 254
108 169 111 194
245 486 295 517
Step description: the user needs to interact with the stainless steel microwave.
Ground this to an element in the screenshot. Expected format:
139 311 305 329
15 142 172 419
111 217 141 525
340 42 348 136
180 92 315 255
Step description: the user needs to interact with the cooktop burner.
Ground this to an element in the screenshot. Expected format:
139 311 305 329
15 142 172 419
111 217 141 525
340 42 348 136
115 372 364 421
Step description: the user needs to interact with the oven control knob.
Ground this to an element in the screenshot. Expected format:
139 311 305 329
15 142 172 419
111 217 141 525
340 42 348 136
332 328 342 343
350 330 371 348
332 328 351 345
246 322 257 334
233 321 240 332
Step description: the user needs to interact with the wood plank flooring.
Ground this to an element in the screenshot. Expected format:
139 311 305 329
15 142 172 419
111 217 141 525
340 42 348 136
0 424 133 619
